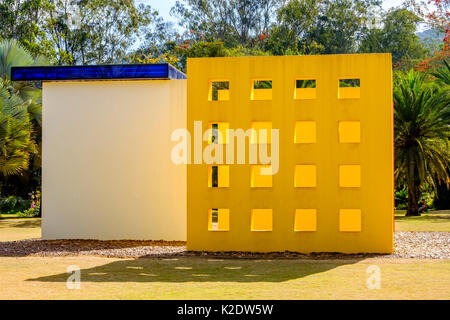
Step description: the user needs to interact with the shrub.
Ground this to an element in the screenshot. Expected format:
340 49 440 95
16 208 38 218
395 188 408 210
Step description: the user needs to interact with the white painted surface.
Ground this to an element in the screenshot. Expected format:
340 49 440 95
42 80 186 240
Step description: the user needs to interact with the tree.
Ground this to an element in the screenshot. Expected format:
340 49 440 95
0 39 43 197
432 59 450 86
430 59 450 209
43 0 155 65
0 88 35 181
0 0 55 58
264 0 321 55
306 0 381 54
1 0 156 65
394 70 450 216
360 8 428 68
171 0 280 49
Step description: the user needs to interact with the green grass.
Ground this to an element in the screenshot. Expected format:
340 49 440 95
395 210 450 232
0 218 41 241
0 213 21 218
0 256 448 299
0 212 448 299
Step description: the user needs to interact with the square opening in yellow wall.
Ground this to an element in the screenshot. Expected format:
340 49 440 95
208 122 229 144
208 208 230 231
251 209 273 231
250 122 272 144
294 209 317 231
251 80 272 100
294 121 316 143
208 165 229 188
339 165 361 187
251 165 272 187
338 78 360 99
339 121 360 143
208 81 229 101
294 165 317 187
339 209 361 232
294 79 316 100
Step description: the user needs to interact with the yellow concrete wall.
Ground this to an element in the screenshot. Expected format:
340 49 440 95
187 54 393 253
42 80 186 240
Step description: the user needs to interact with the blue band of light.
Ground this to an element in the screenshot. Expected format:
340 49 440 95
11 63 186 81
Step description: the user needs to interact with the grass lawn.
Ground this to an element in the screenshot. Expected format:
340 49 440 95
0 218 41 241
0 211 448 299
0 256 448 299
395 210 450 232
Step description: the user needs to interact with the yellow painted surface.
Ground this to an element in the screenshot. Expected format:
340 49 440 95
294 209 317 231
250 122 272 144
294 121 317 143
208 165 230 187
294 165 317 187
338 87 360 99
339 121 360 143
208 80 229 101
43 80 187 240
339 165 361 187
251 88 272 100
218 166 230 188
208 208 230 231
251 165 273 187
217 89 229 101
339 209 362 232
294 88 316 100
207 122 229 144
187 54 393 253
251 209 273 231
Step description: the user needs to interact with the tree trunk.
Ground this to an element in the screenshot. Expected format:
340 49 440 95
406 156 420 216
406 182 420 216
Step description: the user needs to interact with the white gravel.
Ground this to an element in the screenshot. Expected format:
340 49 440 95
0 232 448 259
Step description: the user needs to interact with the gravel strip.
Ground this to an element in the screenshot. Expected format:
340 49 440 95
0 232 448 259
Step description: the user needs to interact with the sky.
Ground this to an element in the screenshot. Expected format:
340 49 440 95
139 0 407 24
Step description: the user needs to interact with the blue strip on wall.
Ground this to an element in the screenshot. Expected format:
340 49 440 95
11 63 186 81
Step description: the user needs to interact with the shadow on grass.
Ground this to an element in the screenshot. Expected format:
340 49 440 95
395 215 450 223
26 257 362 283
0 219 41 229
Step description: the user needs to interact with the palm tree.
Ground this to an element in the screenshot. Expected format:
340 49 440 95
431 59 450 86
0 88 36 193
0 40 44 196
430 59 450 209
394 70 450 216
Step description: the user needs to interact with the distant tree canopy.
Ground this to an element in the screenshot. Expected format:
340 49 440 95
0 0 434 69
154 0 429 71
0 0 155 65
360 8 428 67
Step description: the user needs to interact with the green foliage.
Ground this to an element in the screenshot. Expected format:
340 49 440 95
0 0 155 65
263 0 319 55
394 69 450 215
16 207 38 217
0 195 31 213
0 86 36 177
171 0 279 48
395 188 408 210
431 59 450 86
0 39 43 196
0 0 54 58
360 8 428 68
306 0 381 54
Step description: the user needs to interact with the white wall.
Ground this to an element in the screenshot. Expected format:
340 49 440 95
42 80 186 240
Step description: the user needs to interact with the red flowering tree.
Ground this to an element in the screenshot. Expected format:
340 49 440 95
415 0 449 72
